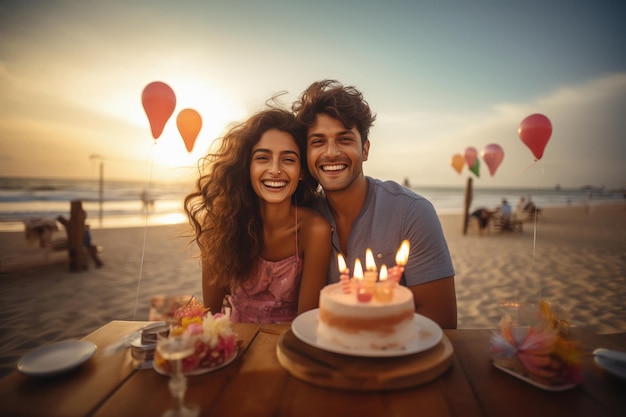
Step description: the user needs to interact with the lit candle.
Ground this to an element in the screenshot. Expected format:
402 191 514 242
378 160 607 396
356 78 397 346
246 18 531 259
337 253 351 294
353 259 372 302
337 253 348 273
364 248 378 283
354 258 363 278
374 264 393 302
395 240 411 266
389 239 410 285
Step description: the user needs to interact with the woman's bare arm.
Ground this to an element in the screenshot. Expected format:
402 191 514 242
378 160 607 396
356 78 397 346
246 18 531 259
297 214 332 314
202 267 226 315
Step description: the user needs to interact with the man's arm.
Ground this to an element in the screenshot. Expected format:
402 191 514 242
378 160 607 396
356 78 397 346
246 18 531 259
408 276 457 329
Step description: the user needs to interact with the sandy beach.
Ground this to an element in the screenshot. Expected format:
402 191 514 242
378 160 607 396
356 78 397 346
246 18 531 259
1 204 625 377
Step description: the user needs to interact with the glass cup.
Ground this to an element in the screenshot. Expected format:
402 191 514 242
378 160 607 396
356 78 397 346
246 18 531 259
156 331 200 417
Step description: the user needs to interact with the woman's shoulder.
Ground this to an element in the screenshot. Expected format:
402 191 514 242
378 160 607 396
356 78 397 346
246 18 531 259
298 207 331 234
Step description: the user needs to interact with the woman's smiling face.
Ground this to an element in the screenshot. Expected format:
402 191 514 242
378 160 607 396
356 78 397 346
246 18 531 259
250 128 302 204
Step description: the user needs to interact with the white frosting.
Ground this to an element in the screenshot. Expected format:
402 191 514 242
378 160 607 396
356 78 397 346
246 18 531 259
317 283 416 351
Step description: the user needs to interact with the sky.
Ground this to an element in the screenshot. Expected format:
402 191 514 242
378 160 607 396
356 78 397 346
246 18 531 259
1 0 625 189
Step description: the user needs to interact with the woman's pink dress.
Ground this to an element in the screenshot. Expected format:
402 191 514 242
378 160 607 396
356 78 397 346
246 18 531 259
226 255 303 323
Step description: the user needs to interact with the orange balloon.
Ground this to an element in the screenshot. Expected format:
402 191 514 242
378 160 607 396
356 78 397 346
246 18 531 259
142 81 176 139
176 108 202 153
450 154 464 174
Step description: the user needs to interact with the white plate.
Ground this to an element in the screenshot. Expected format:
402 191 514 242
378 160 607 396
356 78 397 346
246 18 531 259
493 362 577 391
291 309 443 357
595 355 626 380
153 349 237 376
17 340 97 377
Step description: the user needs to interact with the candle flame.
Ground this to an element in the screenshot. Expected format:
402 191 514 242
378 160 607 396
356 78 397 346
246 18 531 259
395 239 410 266
353 258 363 280
337 253 347 273
365 248 377 272
379 264 388 281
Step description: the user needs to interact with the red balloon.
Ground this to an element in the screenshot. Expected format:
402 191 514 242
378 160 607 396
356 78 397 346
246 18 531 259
176 108 202 153
464 147 477 168
481 143 504 176
142 81 176 139
518 113 552 160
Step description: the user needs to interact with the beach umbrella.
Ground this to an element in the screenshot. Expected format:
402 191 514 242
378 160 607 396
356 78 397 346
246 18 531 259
176 108 202 153
450 154 464 174
518 113 552 160
464 147 478 168
142 81 177 139
481 144 504 176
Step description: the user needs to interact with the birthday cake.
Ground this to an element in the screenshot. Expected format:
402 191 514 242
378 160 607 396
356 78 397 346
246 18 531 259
316 283 416 351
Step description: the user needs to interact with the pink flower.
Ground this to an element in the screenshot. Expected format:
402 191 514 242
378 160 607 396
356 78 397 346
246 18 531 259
491 308 583 385
184 323 204 337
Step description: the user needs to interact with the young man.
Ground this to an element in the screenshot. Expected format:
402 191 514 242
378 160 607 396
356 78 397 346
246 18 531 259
293 80 457 329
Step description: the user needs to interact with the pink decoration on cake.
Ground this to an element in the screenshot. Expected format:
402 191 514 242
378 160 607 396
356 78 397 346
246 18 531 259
337 254 352 294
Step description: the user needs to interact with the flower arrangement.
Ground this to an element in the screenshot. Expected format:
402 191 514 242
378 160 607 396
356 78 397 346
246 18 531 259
154 299 238 374
490 300 583 388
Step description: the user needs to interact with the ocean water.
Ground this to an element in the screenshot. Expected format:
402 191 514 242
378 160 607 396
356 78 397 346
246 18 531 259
0 176 623 232
0 177 194 232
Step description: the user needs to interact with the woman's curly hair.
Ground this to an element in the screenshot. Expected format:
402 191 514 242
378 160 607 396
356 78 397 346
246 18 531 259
184 107 317 289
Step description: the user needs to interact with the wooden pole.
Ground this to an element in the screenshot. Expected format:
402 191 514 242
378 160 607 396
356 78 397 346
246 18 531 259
69 200 86 271
462 177 473 235
98 161 103 228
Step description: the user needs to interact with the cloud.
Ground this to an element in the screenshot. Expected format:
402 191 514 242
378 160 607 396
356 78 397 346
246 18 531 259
365 72 626 188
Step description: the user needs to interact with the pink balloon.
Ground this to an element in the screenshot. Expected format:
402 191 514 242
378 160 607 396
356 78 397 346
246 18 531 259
469 158 480 178
464 147 477 168
481 143 504 176
142 81 176 139
518 113 552 160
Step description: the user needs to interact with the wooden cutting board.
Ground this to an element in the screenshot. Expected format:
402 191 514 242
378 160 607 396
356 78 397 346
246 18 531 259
276 329 454 391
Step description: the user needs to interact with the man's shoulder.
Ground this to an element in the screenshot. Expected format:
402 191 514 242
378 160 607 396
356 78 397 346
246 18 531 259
368 177 425 202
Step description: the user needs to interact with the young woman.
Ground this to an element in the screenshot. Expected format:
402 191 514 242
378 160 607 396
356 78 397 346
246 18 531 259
184 108 331 323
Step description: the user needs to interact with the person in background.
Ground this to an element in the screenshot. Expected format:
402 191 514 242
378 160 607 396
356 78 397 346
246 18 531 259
516 196 526 218
56 216 103 269
184 107 331 323
517 195 541 221
523 196 536 212
84 225 103 268
470 208 495 235
500 198 512 219
292 79 457 329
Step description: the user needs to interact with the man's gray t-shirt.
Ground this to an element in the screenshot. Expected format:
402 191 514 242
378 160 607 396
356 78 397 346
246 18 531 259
314 177 455 286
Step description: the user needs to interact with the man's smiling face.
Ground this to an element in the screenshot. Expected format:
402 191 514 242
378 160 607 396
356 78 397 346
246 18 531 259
306 114 369 193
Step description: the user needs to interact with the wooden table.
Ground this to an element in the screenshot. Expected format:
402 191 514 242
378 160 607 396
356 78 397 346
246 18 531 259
0 321 624 417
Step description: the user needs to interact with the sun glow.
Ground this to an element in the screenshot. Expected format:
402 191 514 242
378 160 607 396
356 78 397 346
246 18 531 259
137 78 247 173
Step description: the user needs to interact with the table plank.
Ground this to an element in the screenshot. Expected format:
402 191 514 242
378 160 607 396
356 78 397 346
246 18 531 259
92 322 262 417
210 324 482 417
448 329 626 417
206 324 291 417
573 330 626 416
0 320 146 417
270 329 483 417
276 329 454 391
2 321 623 417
